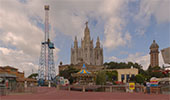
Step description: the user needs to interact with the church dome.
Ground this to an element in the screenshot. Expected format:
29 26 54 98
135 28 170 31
150 40 159 49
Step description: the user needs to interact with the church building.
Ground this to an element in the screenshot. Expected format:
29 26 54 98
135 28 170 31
71 22 103 65
59 22 139 84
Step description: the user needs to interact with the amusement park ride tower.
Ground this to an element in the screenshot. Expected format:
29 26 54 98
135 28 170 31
38 5 56 83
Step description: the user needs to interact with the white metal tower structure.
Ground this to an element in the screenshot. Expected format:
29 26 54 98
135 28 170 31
38 5 55 82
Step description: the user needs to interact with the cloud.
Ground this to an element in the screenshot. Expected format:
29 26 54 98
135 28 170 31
0 0 133 76
33 0 132 49
99 0 132 50
24 0 100 38
103 18 131 49
0 0 60 76
108 52 164 70
0 47 36 76
0 46 60 77
0 0 44 57
134 0 170 35
102 0 170 48
0 0 167 76
135 28 146 36
140 0 170 24
26 0 133 50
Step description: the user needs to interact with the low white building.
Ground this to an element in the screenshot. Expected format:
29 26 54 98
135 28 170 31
106 67 139 83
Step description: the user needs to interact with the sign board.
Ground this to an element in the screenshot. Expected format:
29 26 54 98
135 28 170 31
129 82 135 90
150 80 158 87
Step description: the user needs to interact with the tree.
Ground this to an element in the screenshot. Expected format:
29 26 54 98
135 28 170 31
96 71 106 85
59 66 79 84
135 74 145 84
104 61 143 69
28 73 38 79
106 71 118 82
147 66 165 78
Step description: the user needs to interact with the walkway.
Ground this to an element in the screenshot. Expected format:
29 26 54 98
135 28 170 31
0 87 169 100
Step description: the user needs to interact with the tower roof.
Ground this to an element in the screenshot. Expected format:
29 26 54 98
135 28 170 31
150 40 159 49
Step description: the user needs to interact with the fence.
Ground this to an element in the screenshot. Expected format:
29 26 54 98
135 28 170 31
0 83 37 96
58 85 144 93
59 84 170 94
11 86 37 93
0 87 7 96
160 86 170 94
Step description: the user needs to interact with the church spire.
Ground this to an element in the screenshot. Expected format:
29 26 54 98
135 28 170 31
97 36 100 42
75 36 77 41
85 21 88 27
74 36 78 48
96 36 100 48
84 21 90 41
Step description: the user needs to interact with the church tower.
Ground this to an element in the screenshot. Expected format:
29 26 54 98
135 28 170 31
71 36 78 64
95 36 103 65
71 22 103 65
150 40 159 67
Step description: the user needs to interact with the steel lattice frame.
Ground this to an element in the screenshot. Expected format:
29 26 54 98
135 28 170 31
38 43 55 81
38 43 46 80
48 48 55 80
38 5 56 82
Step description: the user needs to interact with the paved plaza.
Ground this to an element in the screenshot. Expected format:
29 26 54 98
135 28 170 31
0 87 169 100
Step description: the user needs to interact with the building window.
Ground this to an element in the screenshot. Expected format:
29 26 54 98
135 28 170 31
126 74 130 82
131 74 135 78
121 74 124 82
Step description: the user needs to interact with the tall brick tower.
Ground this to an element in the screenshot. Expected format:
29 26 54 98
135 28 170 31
150 40 159 67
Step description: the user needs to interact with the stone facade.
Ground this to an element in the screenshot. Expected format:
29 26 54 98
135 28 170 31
150 40 159 67
71 22 103 65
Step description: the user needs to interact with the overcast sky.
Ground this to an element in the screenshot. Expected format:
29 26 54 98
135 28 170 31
0 0 169 76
